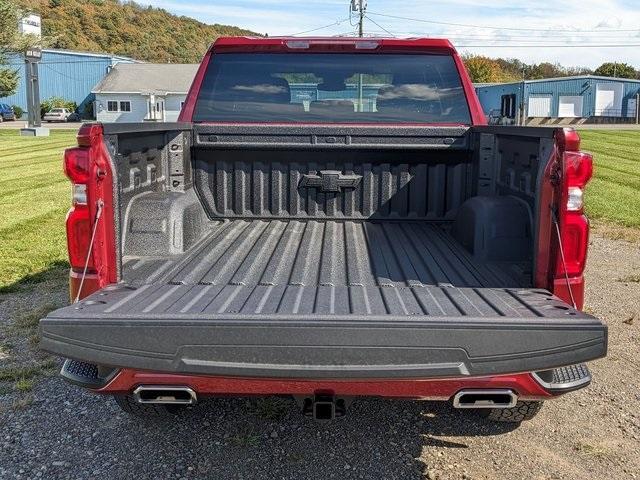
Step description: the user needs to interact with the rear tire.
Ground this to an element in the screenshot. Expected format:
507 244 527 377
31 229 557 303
113 394 188 417
480 401 543 423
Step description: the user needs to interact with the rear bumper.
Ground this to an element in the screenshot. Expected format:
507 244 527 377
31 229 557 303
82 367 587 400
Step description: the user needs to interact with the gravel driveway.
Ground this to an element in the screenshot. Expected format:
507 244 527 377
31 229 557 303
1 233 639 480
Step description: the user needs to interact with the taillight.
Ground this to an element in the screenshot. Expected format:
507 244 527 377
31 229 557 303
555 133 593 279
64 146 93 270
66 204 94 271
63 147 90 184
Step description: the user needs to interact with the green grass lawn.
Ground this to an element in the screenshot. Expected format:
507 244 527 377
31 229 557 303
0 128 638 290
579 129 640 228
0 130 76 289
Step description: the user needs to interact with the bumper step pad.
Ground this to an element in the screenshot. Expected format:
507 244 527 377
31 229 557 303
533 364 592 392
60 359 118 389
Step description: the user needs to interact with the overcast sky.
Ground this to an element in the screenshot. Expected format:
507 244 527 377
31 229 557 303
141 0 640 68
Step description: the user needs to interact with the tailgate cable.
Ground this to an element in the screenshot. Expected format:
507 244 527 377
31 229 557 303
551 208 577 309
74 200 104 304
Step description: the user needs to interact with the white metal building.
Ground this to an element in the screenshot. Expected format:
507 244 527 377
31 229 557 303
92 63 199 123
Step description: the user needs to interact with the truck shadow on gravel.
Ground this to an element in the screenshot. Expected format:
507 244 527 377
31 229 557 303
3 376 521 479
89 395 518 478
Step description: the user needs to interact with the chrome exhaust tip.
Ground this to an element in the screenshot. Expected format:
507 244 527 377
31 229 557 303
452 389 518 409
132 386 197 405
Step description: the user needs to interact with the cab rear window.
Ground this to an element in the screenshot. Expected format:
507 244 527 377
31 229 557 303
193 53 471 124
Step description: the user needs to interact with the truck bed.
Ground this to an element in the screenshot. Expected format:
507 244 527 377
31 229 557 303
113 218 535 318
41 218 606 379
122 219 524 299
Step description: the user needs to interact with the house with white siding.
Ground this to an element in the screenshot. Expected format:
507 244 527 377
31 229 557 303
92 63 199 123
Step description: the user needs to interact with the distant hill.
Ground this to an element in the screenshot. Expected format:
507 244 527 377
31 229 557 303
16 0 261 62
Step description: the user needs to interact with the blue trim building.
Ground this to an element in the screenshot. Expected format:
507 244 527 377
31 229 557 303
475 76 640 125
1 49 137 118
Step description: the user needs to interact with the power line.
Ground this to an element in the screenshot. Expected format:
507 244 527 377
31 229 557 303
360 27 640 47
456 43 640 48
40 63 88 82
367 11 640 33
382 31 640 40
288 17 352 36
364 14 396 37
362 29 638 41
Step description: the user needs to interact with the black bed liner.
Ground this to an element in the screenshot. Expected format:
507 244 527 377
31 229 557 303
40 219 606 379
122 220 522 289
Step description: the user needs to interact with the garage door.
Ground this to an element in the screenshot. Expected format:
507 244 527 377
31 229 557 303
528 95 552 117
558 96 584 117
595 83 623 116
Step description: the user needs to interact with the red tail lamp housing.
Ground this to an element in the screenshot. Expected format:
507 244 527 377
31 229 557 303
63 147 91 185
63 124 117 300
556 150 593 278
553 129 593 302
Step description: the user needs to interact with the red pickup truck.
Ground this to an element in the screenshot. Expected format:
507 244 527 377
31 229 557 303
40 37 606 422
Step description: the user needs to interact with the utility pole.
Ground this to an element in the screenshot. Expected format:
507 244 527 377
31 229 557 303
519 66 526 126
351 0 366 37
351 0 366 111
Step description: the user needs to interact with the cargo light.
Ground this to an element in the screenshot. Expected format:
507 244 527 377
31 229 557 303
286 40 310 49
354 41 380 49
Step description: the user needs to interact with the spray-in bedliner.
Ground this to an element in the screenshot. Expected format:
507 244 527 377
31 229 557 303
40 219 606 379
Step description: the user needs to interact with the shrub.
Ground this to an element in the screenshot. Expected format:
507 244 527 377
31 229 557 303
11 105 23 119
40 97 77 118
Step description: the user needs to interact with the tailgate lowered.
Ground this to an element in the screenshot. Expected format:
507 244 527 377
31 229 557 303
40 284 607 379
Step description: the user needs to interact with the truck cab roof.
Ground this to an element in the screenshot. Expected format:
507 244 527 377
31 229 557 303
209 36 456 53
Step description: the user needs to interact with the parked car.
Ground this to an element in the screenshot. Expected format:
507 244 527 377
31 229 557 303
43 108 72 122
0 103 16 121
67 111 82 122
40 37 606 424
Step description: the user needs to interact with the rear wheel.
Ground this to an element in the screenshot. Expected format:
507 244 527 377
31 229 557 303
113 394 188 417
479 401 543 423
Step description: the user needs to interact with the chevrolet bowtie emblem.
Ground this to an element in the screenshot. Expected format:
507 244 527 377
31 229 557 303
299 170 362 193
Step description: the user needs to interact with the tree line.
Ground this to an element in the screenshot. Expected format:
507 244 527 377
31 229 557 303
13 0 260 63
463 54 639 83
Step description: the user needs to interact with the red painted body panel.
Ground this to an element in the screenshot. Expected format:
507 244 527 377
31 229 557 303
211 36 456 52
65 124 117 301
178 48 212 123
534 128 589 310
553 276 585 311
68 270 100 304
99 369 555 401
